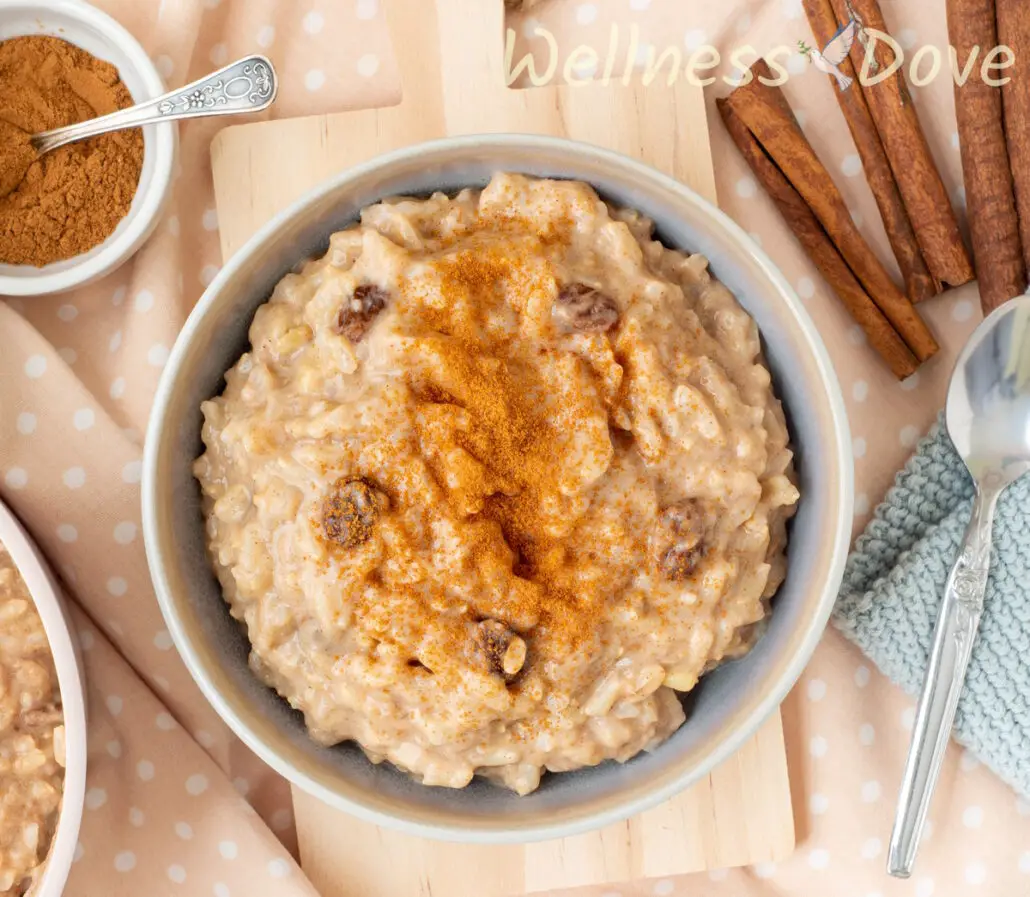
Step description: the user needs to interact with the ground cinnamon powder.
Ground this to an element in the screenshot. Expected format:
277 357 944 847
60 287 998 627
0 35 143 267
401 226 622 676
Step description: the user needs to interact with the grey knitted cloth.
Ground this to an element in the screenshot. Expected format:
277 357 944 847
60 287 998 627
834 414 1030 796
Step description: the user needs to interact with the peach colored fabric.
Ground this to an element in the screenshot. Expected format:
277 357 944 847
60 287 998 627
0 1 1022 895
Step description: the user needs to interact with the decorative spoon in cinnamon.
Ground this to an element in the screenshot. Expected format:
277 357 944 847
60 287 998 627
0 54 278 200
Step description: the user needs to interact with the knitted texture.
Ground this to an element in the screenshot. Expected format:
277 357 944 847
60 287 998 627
835 414 1030 796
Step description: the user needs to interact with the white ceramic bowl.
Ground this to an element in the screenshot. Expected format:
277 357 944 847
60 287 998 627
0 0 176 296
0 498 87 897
144 134 853 843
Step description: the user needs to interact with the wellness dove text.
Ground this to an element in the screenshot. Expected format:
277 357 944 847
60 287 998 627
506 24 1017 89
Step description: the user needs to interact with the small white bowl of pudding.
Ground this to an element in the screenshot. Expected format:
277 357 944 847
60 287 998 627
0 498 87 896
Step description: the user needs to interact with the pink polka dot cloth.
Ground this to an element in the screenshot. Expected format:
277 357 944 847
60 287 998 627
0 1 1026 895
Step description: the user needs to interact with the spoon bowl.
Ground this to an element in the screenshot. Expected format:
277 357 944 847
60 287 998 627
947 297 1030 482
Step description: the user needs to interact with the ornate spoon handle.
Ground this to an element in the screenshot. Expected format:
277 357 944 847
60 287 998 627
887 481 1001 877
31 55 278 155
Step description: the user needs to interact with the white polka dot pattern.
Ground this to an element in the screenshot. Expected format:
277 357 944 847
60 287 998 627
841 154 862 177
24 355 46 378
268 858 290 879
270 808 293 831
356 54 380 78
683 28 708 51
861 837 882 860
807 848 830 869
356 0 378 19
63 467 86 490
154 630 174 651
3 468 27 490
73 408 95 431
861 780 881 803
113 522 138 545
576 4 598 25
735 176 757 198
210 42 229 65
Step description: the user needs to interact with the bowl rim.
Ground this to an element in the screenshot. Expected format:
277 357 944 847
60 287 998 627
143 133 854 843
0 497 88 895
0 0 176 296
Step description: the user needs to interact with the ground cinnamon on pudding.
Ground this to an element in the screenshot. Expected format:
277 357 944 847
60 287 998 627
402 227 618 673
0 36 143 267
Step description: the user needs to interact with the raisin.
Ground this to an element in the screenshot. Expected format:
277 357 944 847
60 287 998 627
322 478 389 548
652 499 705 581
552 282 620 333
337 284 389 342
470 620 527 679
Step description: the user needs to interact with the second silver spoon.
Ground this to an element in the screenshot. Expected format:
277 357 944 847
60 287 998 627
888 295 1030 877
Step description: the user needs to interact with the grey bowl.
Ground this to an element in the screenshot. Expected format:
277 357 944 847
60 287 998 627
142 134 853 844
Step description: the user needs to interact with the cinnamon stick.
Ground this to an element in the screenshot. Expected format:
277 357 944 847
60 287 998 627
997 0 1030 273
725 61 938 362
833 0 975 289
803 0 937 304
718 99 918 379
948 0 1027 313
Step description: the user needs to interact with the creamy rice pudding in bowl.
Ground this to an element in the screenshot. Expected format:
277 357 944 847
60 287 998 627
0 498 86 895
144 135 852 841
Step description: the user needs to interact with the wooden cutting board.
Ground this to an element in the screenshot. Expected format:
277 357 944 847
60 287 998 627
210 2 795 894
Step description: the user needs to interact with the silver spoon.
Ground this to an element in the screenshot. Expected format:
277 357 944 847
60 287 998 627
0 54 277 201
30 54 277 156
888 295 1030 877
31 55 278 156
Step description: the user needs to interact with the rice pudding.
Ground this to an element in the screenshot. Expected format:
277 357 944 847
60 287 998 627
195 173 798 794
0 546 64 894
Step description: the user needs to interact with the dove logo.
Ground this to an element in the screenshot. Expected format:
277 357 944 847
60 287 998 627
798 16 861 91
